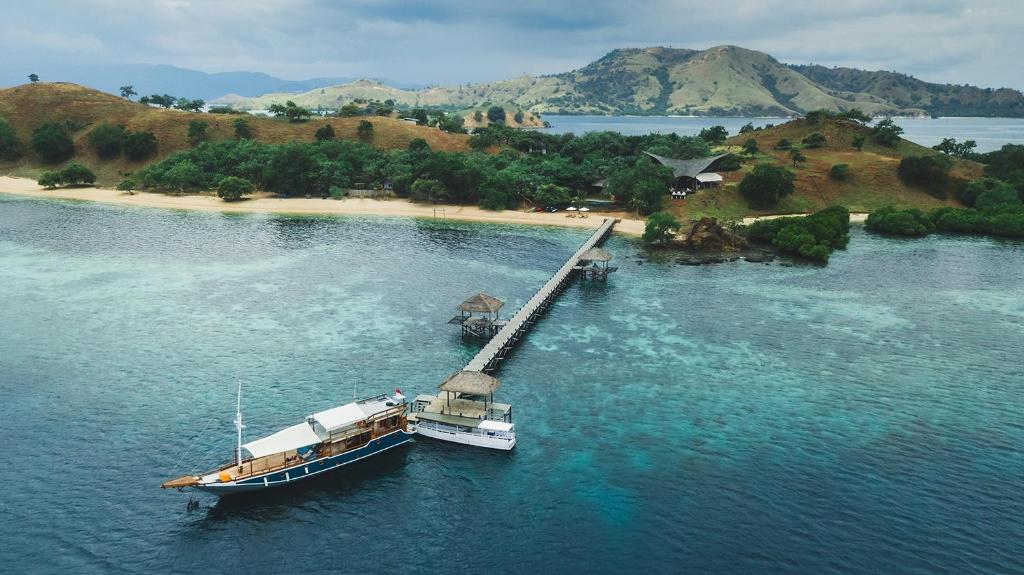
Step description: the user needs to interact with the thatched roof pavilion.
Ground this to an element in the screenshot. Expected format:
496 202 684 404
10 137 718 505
457 293 505 314
439 370 501 396
580 247 613 262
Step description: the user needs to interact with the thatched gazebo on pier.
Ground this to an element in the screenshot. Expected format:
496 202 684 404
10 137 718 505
437 370 503 417
575 247 617 280
448 292 507 338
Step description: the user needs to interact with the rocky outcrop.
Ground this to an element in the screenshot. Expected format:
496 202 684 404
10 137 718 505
683 218 749 252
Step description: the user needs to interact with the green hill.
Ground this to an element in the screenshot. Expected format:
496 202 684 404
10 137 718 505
789 64 1024 117
215 45 1024 117
0 82 472 184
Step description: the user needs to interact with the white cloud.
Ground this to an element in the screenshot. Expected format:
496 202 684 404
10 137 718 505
2 0 1022 89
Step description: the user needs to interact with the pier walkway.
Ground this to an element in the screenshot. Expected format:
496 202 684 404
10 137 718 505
463 218 617 373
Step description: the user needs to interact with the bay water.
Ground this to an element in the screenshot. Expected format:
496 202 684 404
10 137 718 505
543 115 1024 153
1 195 1022 574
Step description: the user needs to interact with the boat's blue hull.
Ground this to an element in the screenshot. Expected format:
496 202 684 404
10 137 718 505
196 429 413 496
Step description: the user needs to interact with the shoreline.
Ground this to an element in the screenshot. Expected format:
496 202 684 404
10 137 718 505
0 177 646 235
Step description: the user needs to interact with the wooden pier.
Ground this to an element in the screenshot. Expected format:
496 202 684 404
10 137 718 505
463 218 617 373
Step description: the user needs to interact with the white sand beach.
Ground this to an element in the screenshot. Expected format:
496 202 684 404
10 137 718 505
0 177 646 235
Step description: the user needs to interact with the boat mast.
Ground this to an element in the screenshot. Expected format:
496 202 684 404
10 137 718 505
234 382 245 470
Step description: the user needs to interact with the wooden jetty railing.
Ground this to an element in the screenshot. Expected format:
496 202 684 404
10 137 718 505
463 218 617 373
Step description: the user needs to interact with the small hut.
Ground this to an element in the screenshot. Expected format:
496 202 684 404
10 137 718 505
448 292 506 338
576 247 617 280
437 370 502 417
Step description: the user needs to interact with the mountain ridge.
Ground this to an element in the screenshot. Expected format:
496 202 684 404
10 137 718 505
215 45 1024 118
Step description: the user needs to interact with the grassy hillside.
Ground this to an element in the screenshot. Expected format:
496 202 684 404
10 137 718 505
0 82 471 184
791 64 1024 118
669 118 984 221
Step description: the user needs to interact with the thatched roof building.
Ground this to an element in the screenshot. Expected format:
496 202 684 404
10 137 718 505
580 247 613 262
439 370 501 396
457 293 505 314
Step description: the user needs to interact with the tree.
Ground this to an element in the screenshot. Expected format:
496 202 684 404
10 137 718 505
59 163 96 186
606 158 674 215
116 178 136 195
801 132 826 149
38 171 62 188
410 178 448 203
474 110 483 123
898 155 952 192
742 138 759 155
866 207 935 236
0 118 23 160
790 148 806 166
513 111 525 124
268 100 311 122
233 118 252 139
124 131 157 160
871 118 904 147
119 85 137 100
28 74 39 83
933 137 977 158
839 109 871 124
852 134 866 151
774 138 792 150
339 103 361 117
357 120 374 142
88 123 127 159
217 176 254 201
487 106 506 125
739 163 795 208
643 211 681 246
698 125 728 144
315 124 336 141
739 122 755 134
32 123 75 163
958 177 1015 207
163 160 204 192
187 120 208 145
174 98 205 112
411 109 428 125
975 184 1022 211
830 164 851 181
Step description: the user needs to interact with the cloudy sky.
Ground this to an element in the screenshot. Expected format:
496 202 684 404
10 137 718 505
4 0 1022 89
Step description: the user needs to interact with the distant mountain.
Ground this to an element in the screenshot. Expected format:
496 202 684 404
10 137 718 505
0 63 419 101
217 46 1024 118
789 64 1024 118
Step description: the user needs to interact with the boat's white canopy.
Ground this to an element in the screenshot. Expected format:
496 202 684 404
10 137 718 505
243 422 321 458
313 402 366 432
478 420 514 432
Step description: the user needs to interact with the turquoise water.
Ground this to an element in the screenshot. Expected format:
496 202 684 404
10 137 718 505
1 195 1023 574
544 115 1024 153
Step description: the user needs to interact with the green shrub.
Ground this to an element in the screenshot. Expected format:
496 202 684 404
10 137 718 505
774 138 792 150
802 132 827 149
88 123 127 159
865 207 935 236
830 164 850 181
643 211 682 246
357 120 373 141
898 155 952 196
744 206 850 263
117 178 136 194
187 120 208 146
216 176 254 201
0 118 23 160
739 163 795 208
409 178 448 203
975 184 1022 211
37 163 96 188
125 131 157 160
60 163 96 186
233 118 253 139
38 171 62 188
32 123 74 163
315 124 336 141
329 186 345 199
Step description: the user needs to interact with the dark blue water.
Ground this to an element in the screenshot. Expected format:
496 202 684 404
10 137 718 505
1 195 1023 574
544 115 1024 153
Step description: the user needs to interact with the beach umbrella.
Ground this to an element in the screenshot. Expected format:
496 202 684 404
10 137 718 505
566 206 578 211
579 207 590 212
